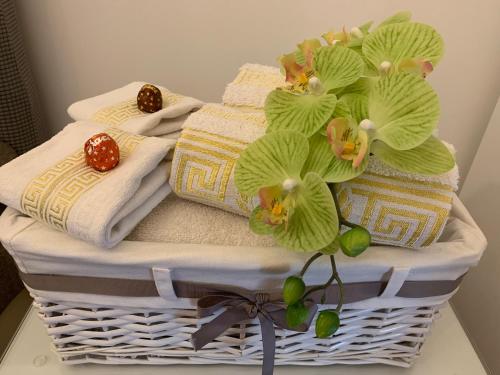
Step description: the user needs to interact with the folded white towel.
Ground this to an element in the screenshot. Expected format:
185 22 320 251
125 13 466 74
67 82 203 136
0 121 175 248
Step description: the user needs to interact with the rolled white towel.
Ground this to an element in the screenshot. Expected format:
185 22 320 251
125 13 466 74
0 121 175 248
222 63 285 109
67 82 203 136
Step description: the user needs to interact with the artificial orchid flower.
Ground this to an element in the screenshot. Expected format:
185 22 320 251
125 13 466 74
258 185 294 226
326 119 368 168
279 39 321 91
235 130 339 252
362 22 443 78
266 45 364 138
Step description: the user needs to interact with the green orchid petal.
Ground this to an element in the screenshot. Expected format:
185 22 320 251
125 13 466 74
369 72 440 150
235 130 308 195
332 100 351 119
363 22 444 72
274 172 338 252
313 46 364 92
249 206 275 235
339 94 369 124
376 11 412 29
265 90 337 137
338 77 377 97
323 153 368 183
301 132 335 179
371 136 455 175
358 20 374 34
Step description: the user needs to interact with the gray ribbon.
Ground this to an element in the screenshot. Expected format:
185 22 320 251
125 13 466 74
190 288 317 375
17 271 465 375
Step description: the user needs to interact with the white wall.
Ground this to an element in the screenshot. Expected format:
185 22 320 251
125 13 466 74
453 98 500 375
15 0 500 180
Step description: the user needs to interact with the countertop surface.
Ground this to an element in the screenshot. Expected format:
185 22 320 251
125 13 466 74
0 304 486 375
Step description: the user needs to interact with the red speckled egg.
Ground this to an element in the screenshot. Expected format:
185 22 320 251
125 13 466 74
84 133 120 172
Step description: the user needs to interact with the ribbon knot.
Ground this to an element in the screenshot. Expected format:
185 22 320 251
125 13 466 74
246 292 270 318
191 287 317 375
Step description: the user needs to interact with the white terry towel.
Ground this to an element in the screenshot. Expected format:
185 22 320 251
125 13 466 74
0 121 175 248
67 82 203 136
169 103 266 215
222 63 285 109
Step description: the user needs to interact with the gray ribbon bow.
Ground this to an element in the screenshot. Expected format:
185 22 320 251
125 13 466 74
191 288 318 375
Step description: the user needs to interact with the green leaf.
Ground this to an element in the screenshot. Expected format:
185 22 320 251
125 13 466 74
301 132 335 179
234 131 308 195
313 46 364 92
339 94 368 124
249 206 275 235
369 73 440 150
363 22 444 70
339 227 371 257
274 172 338 252
265 90 337 137
286 301 309 328
323 155 368 183
283 276 306 305
371 137 455 175
315 310 340 338
376 11 412 29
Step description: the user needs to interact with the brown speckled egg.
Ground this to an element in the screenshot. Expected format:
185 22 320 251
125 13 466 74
84 133 120 172
137 84 163 113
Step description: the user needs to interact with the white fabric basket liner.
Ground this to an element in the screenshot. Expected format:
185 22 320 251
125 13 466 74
0 194 486 310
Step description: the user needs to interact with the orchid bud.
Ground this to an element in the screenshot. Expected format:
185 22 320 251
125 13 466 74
339 227 371 257
315 310 340 338
283 276 306 305
286 301 309 328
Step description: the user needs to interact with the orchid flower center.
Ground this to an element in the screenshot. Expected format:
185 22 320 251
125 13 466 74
379 61 392 74
327 119 369 168
258 185 294 227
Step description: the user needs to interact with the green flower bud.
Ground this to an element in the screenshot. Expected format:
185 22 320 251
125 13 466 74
339 226 371 257
315 310 340 338
283 276 306 305
286 301 309 328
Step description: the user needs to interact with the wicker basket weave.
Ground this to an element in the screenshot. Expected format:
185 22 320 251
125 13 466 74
31 291 444 368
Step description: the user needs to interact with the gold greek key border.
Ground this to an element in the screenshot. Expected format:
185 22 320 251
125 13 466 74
91 90 182 127
20 128 144 232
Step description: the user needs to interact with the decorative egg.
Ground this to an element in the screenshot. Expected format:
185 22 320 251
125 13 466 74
84 133 120 172
137 84 163 113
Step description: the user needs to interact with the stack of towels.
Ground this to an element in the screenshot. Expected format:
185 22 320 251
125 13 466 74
170 64 459 249
0 68 458 251
0 83 202 248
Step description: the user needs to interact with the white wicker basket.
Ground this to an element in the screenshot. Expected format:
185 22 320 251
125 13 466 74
0 197 486 371
31 291 444 368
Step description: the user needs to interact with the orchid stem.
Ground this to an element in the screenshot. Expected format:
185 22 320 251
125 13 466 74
329 184 343 230
330 255 344 313
299 252 323 277
329 183 362 231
